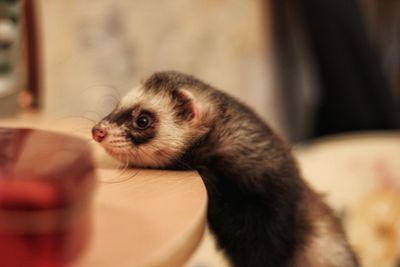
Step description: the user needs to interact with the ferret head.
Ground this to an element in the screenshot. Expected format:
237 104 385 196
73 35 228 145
92 71 210 168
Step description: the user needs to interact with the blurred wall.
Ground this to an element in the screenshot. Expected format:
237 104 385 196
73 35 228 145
36 0 285 135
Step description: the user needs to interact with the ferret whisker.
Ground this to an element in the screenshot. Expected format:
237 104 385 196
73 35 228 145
105 145 132 152
79 84 122 101
108 140 132 145
100 84 122 99
55 115 97 124
145 143 192 170
68 127 92 134
98 151 129 184
136 146 162 167
116 149 141 182
141 146 166 168
82 110 105 121
73 137 95 143
141 144 171 166
104 153 133 184
119 151 129 170
117 153 140 183
127 149 146 169
100 93 122 106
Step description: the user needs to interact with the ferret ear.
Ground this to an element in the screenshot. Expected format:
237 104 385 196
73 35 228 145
172 89 200 123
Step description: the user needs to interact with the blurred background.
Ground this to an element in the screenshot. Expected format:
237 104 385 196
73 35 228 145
1 0 399 141
0 0 399 266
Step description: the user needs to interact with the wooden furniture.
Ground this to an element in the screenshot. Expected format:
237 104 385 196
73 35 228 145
0 112 208 267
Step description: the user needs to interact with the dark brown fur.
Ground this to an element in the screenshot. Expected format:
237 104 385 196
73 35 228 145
96 71 360 267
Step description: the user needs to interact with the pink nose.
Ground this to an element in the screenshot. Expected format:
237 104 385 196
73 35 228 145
92 126 107 142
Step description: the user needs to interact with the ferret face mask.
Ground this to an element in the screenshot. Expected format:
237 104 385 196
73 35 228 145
92 82 200 168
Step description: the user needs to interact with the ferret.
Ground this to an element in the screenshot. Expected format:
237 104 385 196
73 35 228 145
92 71 359 267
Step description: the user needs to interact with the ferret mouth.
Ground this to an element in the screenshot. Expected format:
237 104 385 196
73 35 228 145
102 143 134 156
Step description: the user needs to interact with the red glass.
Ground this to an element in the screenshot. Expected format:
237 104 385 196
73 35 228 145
0 128 96 267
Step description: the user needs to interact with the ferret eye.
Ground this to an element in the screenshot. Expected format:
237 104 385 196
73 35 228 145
134 114 152 129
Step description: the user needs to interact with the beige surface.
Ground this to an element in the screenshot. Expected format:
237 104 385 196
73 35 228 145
0 112 208 267
295 132 400 211
295 132 400 267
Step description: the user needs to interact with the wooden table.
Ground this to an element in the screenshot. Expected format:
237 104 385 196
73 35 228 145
0 112 208 267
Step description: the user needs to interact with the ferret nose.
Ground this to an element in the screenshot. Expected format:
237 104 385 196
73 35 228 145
92 126 107 142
